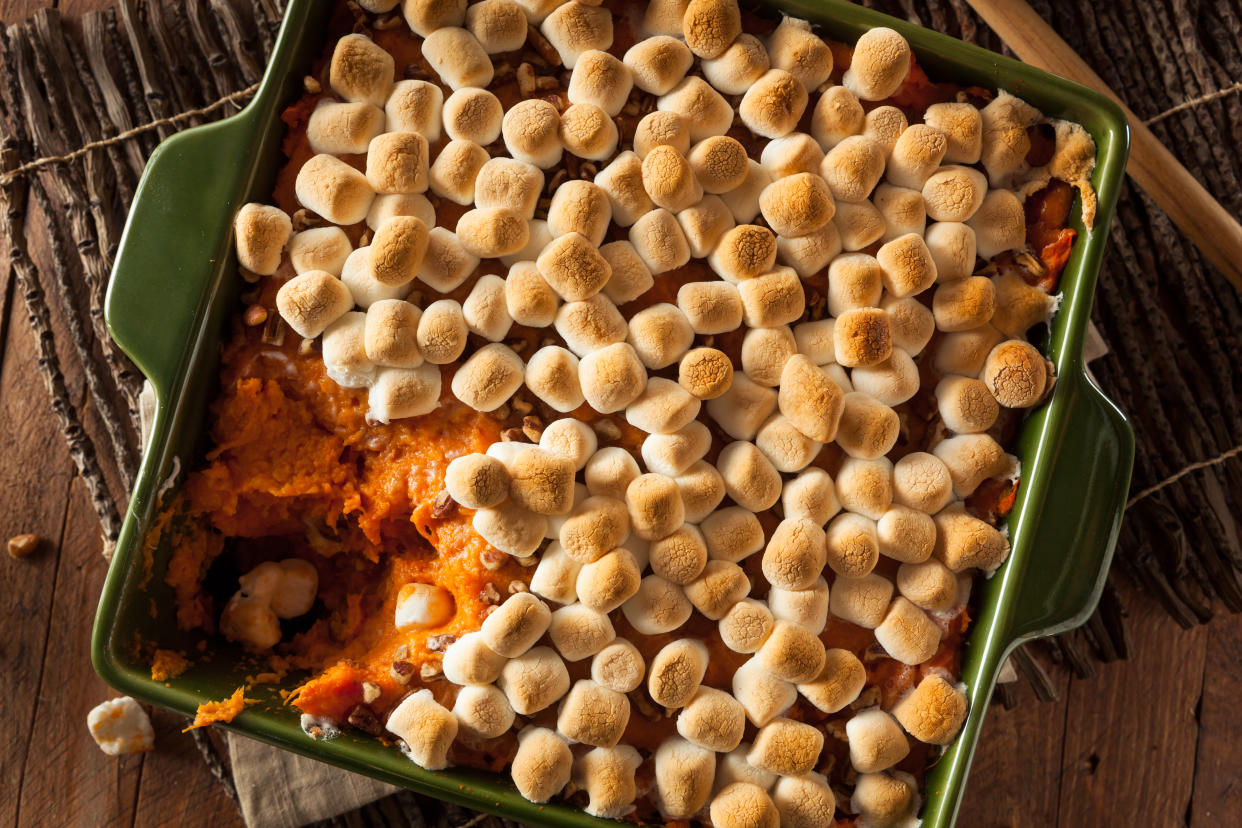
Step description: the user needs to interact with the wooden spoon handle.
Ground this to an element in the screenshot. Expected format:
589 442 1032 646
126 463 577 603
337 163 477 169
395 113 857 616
965 0 1242 292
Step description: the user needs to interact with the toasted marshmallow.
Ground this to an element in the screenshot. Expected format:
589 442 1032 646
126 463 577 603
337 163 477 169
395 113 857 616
825 511 879 578
877 232 938 298
933 503 1010 572
778 354 846 444
639 422 708 478
555 294 628 356
877 505 936 564
712 782 780 828
990 269 1057 337
623 574 693 634
768 17 833 90
559 496 629 563
457 207 530 259
759 173 834 237
368 192 435 234
843 26 910 101
747 718 823 777
276 270 353 339
306 100 384 156
234 203 291 277
981 91 1040 187
463 0 526 52
733 656 797 726
846 708 910 773
853 349 920 406
706 372 776 439
329 33 393 106
624 35 693 96
718 597 774 654
935 374 999 434
511 727 572 803
499 645 571 714
772 775 837 828
834 457 893 520
692 510 758 565
768 576 829 633
874 183 928 248
502 99 562 168
923 221 977 283
642 145 702 213
678 347 735 401
369 216 429 287
558 679 630 748
548 180 614 246
969 188 1027 260
386 689 456 770
797 648 866 713
537 232 611 300
289 226 351 277
559 103 619 161
442 631 506 686
296 153 375 226
755 619 826 684
891 452 953 514
675 283 742 342
87 696 154 756
503 261 558 327
566 49 633 117
531 541 582 604
591 246 650 309
864 105 909 154
641 0 688 36
789 319 834 366
782 467 841 526
811 85 864 150
452 342 524 412
540 419 598 471
742 326 796 387
820 135 886 203
683 0 742 58
585 446 641 498
591 638 645 693
827 570 891 628
624 471 684 541
429 139 488 205
675 459 728 522
761 517 826 591
574 745 643 819
423 27 494 91
708 224 778 284
461 273 513 341
935 323 1004 377
875 596 942 665
756 413 822 473
887 124 948 191
543 1 613 67
826 253 883 316
896 558 958 611
654 736 716 818
852 772 919 828
776 223 841 279
452 684 515 740
323 312 374 388
579 342 648 413
738 267 806 328
716 440 781 512
627 377 701 435
577 547 642 611
508 447 577 516
922 165 987 224
686 139 748 200
933 433 1009 497
649 638 709 708
678 197 735 259
633 111 691 160
685 559 751 619
658 77 733 142
629 208 691 274
696 37 766 100
831 199 884 251
981 338 1049 409
364 299 422 369
385 79 443 140
595 153 653 229
402 0 466 35
892 675 968 745
924 101 983 164
414 298 468 364
442 88 503 147
717 162 769 226
835 392 899 460
739 69 809 141
676 686 747 753
513 0 567 24
481 591 553 658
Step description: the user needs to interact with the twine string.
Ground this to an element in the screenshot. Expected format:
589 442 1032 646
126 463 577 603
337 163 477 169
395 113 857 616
1126 442 1242 508
1143 81 1242 126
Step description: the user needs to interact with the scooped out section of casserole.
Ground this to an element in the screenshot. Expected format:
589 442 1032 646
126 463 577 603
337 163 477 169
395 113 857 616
154 0 1094 823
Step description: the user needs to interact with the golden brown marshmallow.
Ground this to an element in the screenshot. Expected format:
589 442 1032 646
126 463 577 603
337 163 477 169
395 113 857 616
968 188 1026 260
559 103 620 161
502 99 562 169
584 447 640 501
451 342 525 412
537 231 611 301
369 191 435 234
452 684 515 740
677 281 744 337
329 33 394 107
742 326 797 387
576 547 642 612
684 559 751 620
234 203 291 276
276 270 354 339
702 33 770 95
557 679 631 747
829 570 893 628
706 371 776 440
843 26 910 101
511 727 572 803
504 261 559 328
683 0 742 58
877 232 938 298
677 686 747 752
442 630 506 687
648 524 708 584
772 775 838 828
289 226 351 277
811 85 865 150
777 221 842 278
369 216 429 287
782 467 841 526
923 164 988 223
733 656 797 726
834 308 892 368
622 574 693 634
712 783 781 828
821 135 886 203
555 294 628 356
851 772 919 828
762 517 828 591
851 348 921 406
896 558 959 611
462 273 513 341
756 413 822 473
981 339 1049 408
891 452 954 514
747 717 824 776
676 460 728 523
633 110 691 159
429 139 488 205
456 207 530 259
761 133 825 180
295 153 376 226
717 440 782 511
874 597 942 664
567 49 633 117
830 199 884 252
474 498 548 557
717 598 774 655
465 0 527 52
626 377 702 434
445 452 509 510
658 76 734 142
755 620 827 684
654 736 716 819
507 447 577 515
768 576 829 633
579 342 647 413
689 136 749 195
648 638 709 708
738 267 806 328
677 195 736 259
629 208 691 274
864 105 909 154
547 179 613 246
591 638 646 693
769 16 834 89
759 172 835 237
935 374 999 433
980 91 1041 187
415 298 468 364
933 433 1010 497
835 391 900 460
499 645 571 714
739 69 809 140
306 100 384 156
925 101 983 164
797 648 866 713
678 347 734 401
873 183 926 243
642 145 703 212
877 505 936 564
530 541 581 604
595 153 654 228
540 1 612 68
364 298 423 369
933 503 1010 573
422 27 493 90
641 420 711 477
835 456 894 520
887 124 948 190
846 708 910 773
600 239 655 304
573 745 643 819
827 252 884 316
709 224 778 284
825 511 880 578
385 79 443 140
402 0 466 36
625 35 693 96
322 312 375 389
385 689 457 770
990 269 1057 337
625 296 694 359
924 220 978 283
641 0 688 36
442 87 503 146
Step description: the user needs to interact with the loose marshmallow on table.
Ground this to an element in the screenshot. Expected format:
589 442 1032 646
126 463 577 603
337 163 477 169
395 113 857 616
88 697 155 756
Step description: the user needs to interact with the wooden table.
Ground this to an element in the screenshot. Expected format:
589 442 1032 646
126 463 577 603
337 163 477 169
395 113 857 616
1 1 1239 826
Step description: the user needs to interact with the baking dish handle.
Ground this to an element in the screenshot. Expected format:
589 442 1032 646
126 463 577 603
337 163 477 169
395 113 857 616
1006 369 1134 643
105 112 259 399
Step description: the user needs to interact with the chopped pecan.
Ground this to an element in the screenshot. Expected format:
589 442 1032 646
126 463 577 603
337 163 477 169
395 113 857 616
480 547 507 571
361 681 382 704
521 416 544 442
298 338 316 355
432 490 455 518
426 634 456 652
393 644 410 660
480 582 501 604
347 704 384 736
390 660 415 686
7 533 39 559
593 419 621 441
420 661 443 681
501 427 527 442
302 75 322 94
508 580 528 594
260 314 286 346
527 24 561 66
291 208 322 232
373 12 402 29
517 62 536 97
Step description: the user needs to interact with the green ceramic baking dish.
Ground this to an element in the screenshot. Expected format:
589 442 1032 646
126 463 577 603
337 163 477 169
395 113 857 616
95 1 1133 824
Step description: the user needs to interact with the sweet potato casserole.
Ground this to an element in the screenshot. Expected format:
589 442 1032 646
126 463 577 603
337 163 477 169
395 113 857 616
154 0 1095 823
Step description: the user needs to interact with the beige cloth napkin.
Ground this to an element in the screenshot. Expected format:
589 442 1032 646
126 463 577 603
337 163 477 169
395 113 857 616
226 732 400 828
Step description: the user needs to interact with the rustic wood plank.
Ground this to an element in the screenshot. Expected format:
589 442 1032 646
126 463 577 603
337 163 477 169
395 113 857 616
1056 577 1208 828
130 719 246 828
0 0 48 22
1189 611 1242 827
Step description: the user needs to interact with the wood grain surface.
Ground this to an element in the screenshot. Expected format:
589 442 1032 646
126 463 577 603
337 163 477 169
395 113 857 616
0 1 1238 828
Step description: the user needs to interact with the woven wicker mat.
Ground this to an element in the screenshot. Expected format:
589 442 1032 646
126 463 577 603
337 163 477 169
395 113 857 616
0 0 1239 823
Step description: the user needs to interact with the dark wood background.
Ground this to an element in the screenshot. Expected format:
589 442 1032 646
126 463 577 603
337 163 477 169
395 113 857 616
0 0 1240 826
